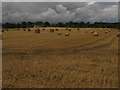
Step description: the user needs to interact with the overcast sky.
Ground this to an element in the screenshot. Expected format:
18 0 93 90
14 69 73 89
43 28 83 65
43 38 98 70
2 2 118 23
2 0 120 2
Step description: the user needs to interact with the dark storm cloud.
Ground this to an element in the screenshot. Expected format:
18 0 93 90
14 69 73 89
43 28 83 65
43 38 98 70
2 2 118 23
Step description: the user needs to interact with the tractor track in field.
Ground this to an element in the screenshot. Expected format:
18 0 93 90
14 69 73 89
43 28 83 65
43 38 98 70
73 34 116 50
71 35 117 53
68 32 116 50
30 32 117 55
33 31 116 50
2 31 117 55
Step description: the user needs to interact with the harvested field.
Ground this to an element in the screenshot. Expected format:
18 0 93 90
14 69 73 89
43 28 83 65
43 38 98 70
2 28 118 88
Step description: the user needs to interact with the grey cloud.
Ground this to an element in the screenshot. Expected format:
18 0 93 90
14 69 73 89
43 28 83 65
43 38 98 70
56 4 67 13
2 0 120 2
32 4 76 23
74 2 118 22
2 2 118 23
0 2 2 23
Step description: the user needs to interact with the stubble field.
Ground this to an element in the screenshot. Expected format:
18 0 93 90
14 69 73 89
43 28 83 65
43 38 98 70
2 27 119 88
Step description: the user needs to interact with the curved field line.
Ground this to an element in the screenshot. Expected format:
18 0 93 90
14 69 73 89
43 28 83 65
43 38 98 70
67 33 116 50
3 31 117 55
79 35 116 51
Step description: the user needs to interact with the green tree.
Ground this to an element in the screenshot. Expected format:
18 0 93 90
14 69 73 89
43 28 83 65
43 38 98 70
21 22 27 28
44 22 50 27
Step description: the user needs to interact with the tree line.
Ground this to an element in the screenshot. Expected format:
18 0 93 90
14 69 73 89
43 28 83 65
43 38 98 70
2 21 120 29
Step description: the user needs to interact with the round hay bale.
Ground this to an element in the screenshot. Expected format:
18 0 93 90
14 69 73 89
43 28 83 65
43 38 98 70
50 29 54 32
23 29 26 31
35 29 40 33
117 32 120 37
93 32 99 36
55 29 58 31
68 29 71 31
91 31 94 33
85 31 87 33
37 29 40 33
77 28 80 31
35 29 37 33
108 30 111 32
28 29 31 32
105 31 108 33
58 32 62 35
65 33 69 36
